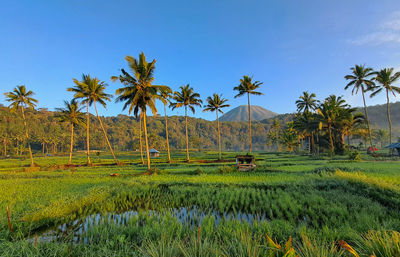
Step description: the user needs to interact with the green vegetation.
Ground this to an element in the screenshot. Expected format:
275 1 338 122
2 56 400 256
0 152 399 256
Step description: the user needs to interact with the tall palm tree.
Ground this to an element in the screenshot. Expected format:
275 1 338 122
233 75 263 153
68 74 118 165
4 85 38 166
371 68 400 145
159 86 173 163
112 52 167 170
170 84 202 162
138 113 145 165
317 95 351 154
55 100 85 164
295 91 318 114
344 64 375 148
203 93 230 160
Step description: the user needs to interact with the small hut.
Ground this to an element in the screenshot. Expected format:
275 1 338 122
149 148 160 158
235 155 256 171
386 143 400 156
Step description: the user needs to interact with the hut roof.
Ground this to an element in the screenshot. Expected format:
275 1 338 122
149 148 160 153
386 143 400 149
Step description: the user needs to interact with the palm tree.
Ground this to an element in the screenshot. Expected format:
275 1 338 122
4 85 38 166
295 92 318 154
112 52 167 170
280 122 299 152
159 86 173 163
203 93 230 160
68 74 118 165
295 91 318 114
344 65 375 148
55 100 85 164
138 113 145 165
233 75 263 153
371 68 400 145
373 129 388 148
293 112 319 154
170 84 202 162
317 95 351 154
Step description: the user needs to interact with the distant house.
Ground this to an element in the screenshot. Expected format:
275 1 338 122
149 148 160 158
386 143 400 156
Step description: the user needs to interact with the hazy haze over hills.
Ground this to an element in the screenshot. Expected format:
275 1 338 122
219 105 278 122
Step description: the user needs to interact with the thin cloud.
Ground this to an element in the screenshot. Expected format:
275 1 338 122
349 32 400 46
349 11 400 46
382 11 400 31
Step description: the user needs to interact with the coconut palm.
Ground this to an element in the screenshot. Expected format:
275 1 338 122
373 129 388 148
4 85 38 166
55 100 85 164
317 95 351 154
344 65 375 147
170 84 202 162
203 93 230 160
293 112 319 154
233 75 263 153
138 114 144 165
295 91 318 114
159 86 173 163
371 68 400 145
68 74 118 165
112 52 167 170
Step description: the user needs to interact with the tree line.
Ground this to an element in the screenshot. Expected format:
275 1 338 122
2 56 400 168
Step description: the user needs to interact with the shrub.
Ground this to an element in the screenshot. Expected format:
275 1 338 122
194 168 203 175
218 166 235 174
348 150 361 161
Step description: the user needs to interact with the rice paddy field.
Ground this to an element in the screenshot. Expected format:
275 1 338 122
0 151 400 256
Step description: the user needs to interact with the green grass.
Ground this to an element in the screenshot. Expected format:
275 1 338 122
0 151 399 256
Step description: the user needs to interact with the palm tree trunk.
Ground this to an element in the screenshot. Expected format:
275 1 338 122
69 123 74 165
386 89 392 145
311 132 315 154
164 104 171 163
3 138 7 156
361 88 373 147
94 100 118 164
185 106 190 162
20 106 34 166
139 114 144 165
328 123 334 154
247 93 252 153
142 111 151 170
86 102 91 165
216 110 222 160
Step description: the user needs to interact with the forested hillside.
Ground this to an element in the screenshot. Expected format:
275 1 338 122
357 101 400 128
1 101 399 156
0 106 279 154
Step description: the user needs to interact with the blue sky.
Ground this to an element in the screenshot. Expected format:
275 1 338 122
1 0 400 120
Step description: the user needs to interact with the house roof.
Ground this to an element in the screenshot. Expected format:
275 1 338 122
386 143 400 149
149 148 160 153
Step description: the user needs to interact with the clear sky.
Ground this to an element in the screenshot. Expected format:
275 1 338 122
1 0 400 120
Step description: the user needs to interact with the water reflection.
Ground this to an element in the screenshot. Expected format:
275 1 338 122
37 206 268 243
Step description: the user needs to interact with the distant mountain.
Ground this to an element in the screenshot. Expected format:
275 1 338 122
220 105 278 122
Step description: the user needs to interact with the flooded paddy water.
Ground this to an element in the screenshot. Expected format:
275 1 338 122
34 206 269 243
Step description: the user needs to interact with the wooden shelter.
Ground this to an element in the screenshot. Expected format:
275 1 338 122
235 155 256 171
149 148 160 158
